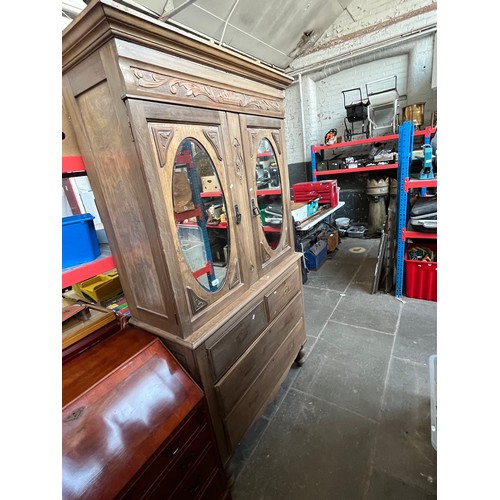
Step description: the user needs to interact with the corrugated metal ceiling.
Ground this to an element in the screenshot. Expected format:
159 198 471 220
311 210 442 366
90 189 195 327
70 0 354 71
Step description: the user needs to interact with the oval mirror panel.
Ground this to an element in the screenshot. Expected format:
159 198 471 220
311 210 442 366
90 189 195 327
172 138 229 292
255 138 282 248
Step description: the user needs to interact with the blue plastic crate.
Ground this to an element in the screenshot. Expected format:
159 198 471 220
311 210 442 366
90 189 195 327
62 213 101 269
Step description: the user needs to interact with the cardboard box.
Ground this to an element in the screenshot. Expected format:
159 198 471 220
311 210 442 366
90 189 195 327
173 170 195 213
327 231 339 252
201 175 220 192
291 202 309 223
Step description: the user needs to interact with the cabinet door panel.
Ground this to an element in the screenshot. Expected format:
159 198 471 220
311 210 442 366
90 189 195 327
130 101 249 332
239 114 293 277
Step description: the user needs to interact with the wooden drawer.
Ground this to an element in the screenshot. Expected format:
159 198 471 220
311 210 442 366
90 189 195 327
121 405 208 498
157 444 221 500
207 301 268 381
264 268 301 322
153 424 212 495
225 315 305 448
196 468 231 500
215 293 303 417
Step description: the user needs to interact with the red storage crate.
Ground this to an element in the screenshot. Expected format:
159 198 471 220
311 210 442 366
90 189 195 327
292 180 338 207
404 243 437 301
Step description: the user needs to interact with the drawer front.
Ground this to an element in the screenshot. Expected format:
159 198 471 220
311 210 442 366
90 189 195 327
215 293 303 417
207 301 268 381
196 468 230 500
162 445 220 500
121 405 207 498
264 268 301 322
152 424 212 497
225 316 306 448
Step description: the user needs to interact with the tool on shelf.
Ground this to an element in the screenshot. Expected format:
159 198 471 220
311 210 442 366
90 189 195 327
366 76 400 136
418 143 435 196
342 87 370 141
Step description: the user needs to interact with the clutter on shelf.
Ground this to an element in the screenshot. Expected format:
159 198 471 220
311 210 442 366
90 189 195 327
404 243 437 302
408 194 437 233
406 246 436 263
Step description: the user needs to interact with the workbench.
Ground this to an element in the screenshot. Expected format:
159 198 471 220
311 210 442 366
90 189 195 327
295 202 345 232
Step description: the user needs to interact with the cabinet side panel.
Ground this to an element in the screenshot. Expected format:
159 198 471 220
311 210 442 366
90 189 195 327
73 81 178 333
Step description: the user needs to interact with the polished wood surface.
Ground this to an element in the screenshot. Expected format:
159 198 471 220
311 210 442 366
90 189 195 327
62 326 205 498
62 326 231 499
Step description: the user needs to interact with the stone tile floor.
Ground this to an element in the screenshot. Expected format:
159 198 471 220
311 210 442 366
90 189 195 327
229 237 437 499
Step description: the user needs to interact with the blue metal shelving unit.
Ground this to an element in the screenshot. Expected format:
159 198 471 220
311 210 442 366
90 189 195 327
395 121 415 298
395 123 435 298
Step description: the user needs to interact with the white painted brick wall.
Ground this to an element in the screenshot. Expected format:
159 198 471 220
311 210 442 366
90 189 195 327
284 0 437 166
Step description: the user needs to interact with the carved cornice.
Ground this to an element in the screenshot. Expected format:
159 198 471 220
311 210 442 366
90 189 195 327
132 69 282 113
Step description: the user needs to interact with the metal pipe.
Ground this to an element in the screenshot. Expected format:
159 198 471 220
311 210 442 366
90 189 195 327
298 73 308 166
159 0 199 21
286 25 437 78
220 0 241 46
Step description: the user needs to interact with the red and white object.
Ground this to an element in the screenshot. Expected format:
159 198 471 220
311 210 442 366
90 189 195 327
292 180 338 207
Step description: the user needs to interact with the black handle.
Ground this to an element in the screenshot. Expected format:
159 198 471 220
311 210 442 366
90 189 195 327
234 204 241 224
250 198 260 217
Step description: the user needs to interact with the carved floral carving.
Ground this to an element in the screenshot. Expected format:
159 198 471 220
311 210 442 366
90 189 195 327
151 127 174 167
232 138 243 182
133 69 281 112
187 287 208 314
249 132 257 159
202 129 223 161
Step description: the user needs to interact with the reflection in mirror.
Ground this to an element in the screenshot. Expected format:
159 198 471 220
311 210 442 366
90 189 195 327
255 137 282 248
172 138 229 292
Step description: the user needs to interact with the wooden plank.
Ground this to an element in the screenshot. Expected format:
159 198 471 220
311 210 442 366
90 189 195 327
372 231 387 294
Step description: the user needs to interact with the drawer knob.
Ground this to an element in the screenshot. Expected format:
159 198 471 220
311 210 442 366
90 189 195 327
167 441 180 457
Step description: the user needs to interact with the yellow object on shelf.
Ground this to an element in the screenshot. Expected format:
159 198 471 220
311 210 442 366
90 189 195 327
62 304 116 350
72 270 122 303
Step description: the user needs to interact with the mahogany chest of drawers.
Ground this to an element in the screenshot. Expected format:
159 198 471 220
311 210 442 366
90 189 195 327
62 325 231 499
